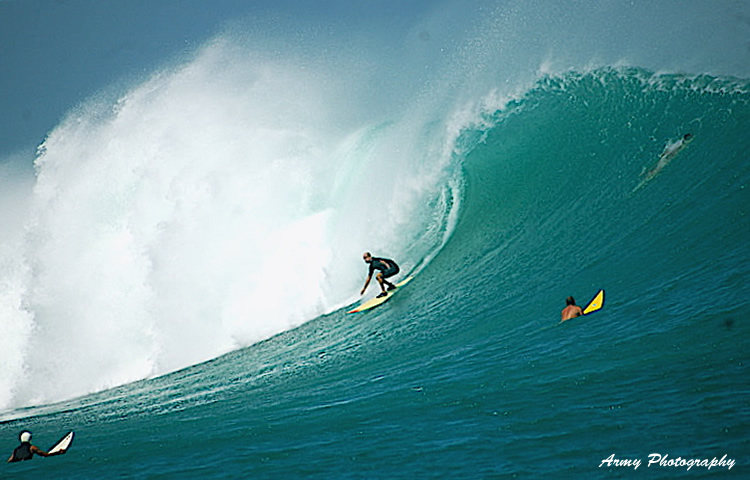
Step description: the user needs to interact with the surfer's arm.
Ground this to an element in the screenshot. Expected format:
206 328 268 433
360 274 372 295
30 445 51 457
30 445 64 457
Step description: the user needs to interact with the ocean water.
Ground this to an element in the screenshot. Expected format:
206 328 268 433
1 2 749 478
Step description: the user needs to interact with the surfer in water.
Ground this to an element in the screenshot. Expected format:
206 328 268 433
561 296 583 322
7 431 66 462
360 252 399 298
642 133 693 181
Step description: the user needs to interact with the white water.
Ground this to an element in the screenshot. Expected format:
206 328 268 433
0 38 460 410
2 0 747 412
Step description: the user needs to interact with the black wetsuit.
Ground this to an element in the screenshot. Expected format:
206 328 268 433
368 257 399 278
9 442 33 462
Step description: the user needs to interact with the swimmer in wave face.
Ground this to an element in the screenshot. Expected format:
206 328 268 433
642 133 693 181
633 133 693 191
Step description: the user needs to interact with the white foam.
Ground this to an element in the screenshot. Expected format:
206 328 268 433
0 37 462 410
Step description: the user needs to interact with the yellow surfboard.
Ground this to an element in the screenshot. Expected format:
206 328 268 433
347 277 413 313
582 289 605 315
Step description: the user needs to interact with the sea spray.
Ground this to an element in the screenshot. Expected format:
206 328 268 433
0 39 461 410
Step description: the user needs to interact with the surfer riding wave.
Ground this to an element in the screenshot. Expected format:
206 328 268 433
360 253 399 298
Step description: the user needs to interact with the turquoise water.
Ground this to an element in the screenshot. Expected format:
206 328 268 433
3 66 748 479
2 3 750 478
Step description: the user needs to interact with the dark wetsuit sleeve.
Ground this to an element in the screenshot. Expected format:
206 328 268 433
370 258 386 273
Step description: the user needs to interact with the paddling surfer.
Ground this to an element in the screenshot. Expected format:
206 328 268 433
7 431 66 462
360 252 399 298
561 296 583 322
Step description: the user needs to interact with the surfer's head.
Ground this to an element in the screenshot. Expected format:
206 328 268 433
683 133 693 141
566 296 576 306
20 431 31 443
362 252 372 263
